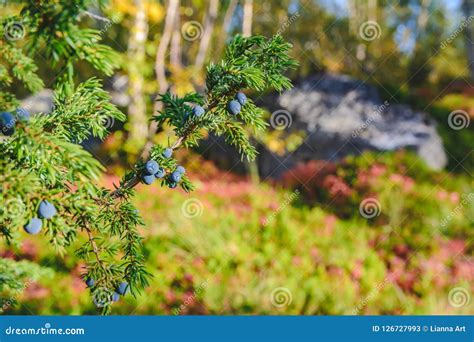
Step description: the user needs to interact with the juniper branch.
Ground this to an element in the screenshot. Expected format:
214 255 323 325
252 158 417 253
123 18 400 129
1 0 296 312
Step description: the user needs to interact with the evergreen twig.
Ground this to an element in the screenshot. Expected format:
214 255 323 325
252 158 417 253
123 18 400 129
0 1 296 313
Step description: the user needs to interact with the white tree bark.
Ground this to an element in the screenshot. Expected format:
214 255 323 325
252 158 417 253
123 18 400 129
155 0 179 95
242 0 253 37
416 0 431 38
170 7 182 70
195 0 219 70
223 0 238 33
216 0 238 56
127 0 149 147
141 0 180 158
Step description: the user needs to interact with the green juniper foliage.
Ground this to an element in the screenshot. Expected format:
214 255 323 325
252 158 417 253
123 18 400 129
0 258 54 313
0 1 296 314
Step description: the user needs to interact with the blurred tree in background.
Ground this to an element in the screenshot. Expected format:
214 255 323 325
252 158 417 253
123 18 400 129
1 0 472 316
78 0 471 169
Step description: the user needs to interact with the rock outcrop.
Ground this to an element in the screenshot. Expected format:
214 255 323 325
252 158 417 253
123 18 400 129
202 73 447 178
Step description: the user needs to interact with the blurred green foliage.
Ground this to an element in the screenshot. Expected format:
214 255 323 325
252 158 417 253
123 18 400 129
1 0 472 315
3 152 472 315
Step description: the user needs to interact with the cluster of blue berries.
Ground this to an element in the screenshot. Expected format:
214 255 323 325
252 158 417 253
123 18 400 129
169 165 185 188
227 92 247 115
141 159 164 185
23 200 57 235
0 108 30 136
141 148 185 189
85 278 129 306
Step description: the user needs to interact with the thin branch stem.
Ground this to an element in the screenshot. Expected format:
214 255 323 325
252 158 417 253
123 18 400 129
83 220 105 270
109 84 243 198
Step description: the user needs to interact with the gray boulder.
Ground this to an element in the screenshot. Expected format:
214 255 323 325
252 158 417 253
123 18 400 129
20 73 448 176
203 73 447 178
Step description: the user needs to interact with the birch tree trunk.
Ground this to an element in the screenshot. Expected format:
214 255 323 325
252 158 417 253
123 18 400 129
216 0 238 56
195 0 219 70
242 0 253 37
155 0 179 96
141 0 179 158
170 7 182 70
127 0 149 150
223 0 238 33
416 0 431 38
